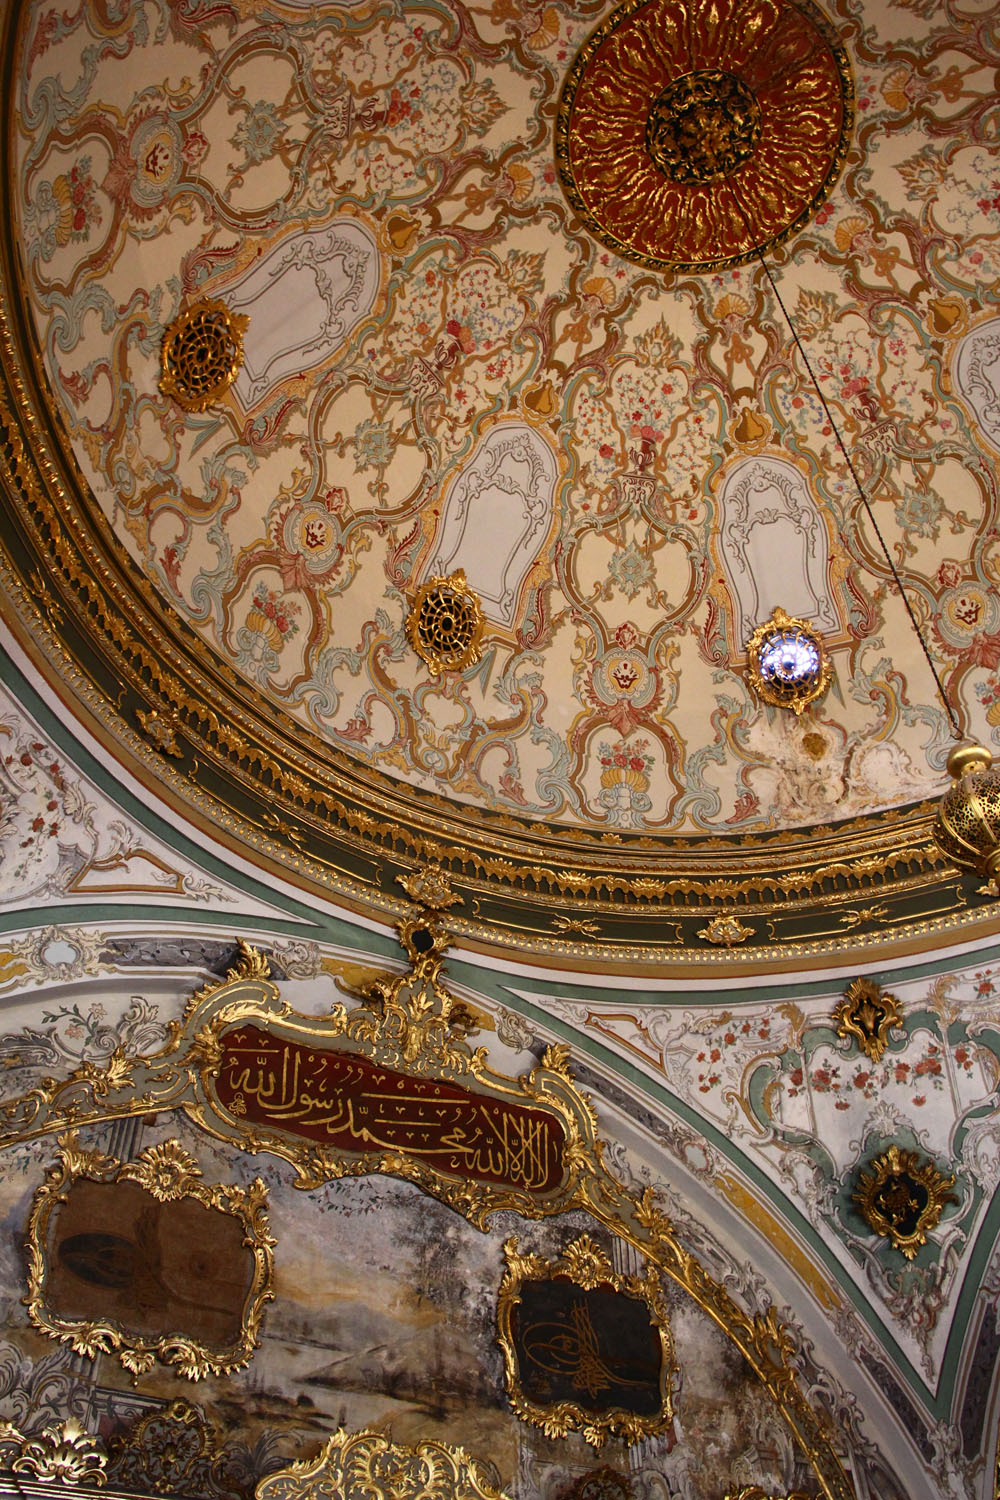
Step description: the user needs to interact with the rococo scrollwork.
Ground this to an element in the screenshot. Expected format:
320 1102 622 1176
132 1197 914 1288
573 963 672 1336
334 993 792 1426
852 1145 957 1260
0 892 852 1500
833 977 903 1062
25 1137 275 1379
497 1233 675 1448
255 1428 510 1500
0 1418 107 1487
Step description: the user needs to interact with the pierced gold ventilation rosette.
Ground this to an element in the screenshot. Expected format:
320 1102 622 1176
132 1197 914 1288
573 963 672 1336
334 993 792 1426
160 298 247 412
406 571 485 674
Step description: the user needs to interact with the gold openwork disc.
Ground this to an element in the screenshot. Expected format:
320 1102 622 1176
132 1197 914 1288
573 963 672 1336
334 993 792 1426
406 571 485 674
160 298 247 412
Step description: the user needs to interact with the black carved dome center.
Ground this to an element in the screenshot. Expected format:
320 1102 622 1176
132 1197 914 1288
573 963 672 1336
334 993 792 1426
645 69 761 184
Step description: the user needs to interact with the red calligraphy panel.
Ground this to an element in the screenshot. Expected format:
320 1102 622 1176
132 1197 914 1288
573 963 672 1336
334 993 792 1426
213 1026 566 1195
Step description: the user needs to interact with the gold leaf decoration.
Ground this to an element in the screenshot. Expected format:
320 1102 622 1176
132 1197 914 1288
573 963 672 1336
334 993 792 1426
833 977 903 1062
852 1145 957 1259
255 1428 510 1500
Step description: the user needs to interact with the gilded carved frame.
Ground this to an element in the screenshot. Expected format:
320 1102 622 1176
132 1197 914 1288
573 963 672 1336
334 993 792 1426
852 1145 956 1260
256 1429 509 1500
24 1137 275 1379
0 878 854 1500
496 1232 675 1448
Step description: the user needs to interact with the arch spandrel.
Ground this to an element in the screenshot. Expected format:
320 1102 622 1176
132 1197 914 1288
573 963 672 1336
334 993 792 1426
0 898 849 1500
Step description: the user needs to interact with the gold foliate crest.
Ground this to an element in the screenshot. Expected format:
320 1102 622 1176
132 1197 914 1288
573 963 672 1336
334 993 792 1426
852 1145 957 1259
0 1418 107 1487
396 864 463 911
833 977 902 1062
697 913 754 947
406 571 485 674
254 1428 509 1500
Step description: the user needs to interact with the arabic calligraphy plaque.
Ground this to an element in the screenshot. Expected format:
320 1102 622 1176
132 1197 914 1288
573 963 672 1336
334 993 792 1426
213 1025 566 1194
513 1278 663 1414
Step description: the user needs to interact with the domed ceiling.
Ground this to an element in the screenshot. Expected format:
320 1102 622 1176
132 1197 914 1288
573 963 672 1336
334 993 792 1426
3 0 1000 965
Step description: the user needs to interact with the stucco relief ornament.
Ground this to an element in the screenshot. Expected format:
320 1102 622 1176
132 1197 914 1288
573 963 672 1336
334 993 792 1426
160 298 248 412
697 914 754 947
0 1419 107 1486
852 1146 957 1260
745 608 831 715
396 865 463 912
833 978 902 1062
255 1429 510 1500
555 0 853 271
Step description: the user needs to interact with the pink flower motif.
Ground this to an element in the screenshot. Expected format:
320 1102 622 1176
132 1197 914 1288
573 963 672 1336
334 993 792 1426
182 130 209 166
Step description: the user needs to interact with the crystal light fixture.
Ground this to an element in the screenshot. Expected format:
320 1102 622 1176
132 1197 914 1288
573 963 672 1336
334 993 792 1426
745 607 830 716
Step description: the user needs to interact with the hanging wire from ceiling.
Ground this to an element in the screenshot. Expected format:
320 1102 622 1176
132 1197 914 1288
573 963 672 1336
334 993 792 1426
732 203 1000 890
749 241 963 741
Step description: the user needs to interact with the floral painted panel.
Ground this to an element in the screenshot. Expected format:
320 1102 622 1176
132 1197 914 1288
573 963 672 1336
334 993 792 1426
540 959 1000 1386
0 683 234 913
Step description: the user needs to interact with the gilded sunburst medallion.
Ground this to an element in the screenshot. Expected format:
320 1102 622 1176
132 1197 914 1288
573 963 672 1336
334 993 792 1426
556 0 854 271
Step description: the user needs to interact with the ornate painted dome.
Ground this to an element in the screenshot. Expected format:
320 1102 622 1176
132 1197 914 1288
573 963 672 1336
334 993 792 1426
2 0 999 966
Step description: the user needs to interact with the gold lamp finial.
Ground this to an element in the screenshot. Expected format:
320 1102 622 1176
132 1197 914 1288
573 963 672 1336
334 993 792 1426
934 743 1000 889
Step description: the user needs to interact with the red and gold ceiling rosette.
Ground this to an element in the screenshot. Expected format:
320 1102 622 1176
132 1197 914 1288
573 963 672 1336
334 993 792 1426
556 0 853 271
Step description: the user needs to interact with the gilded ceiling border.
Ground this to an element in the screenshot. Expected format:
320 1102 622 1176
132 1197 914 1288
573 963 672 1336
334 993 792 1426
0 0 995 971
0 929 854 1500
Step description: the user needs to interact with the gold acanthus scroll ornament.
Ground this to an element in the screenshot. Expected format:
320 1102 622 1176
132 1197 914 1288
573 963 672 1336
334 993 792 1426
833 977 903 1062
255 1429 509 1500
